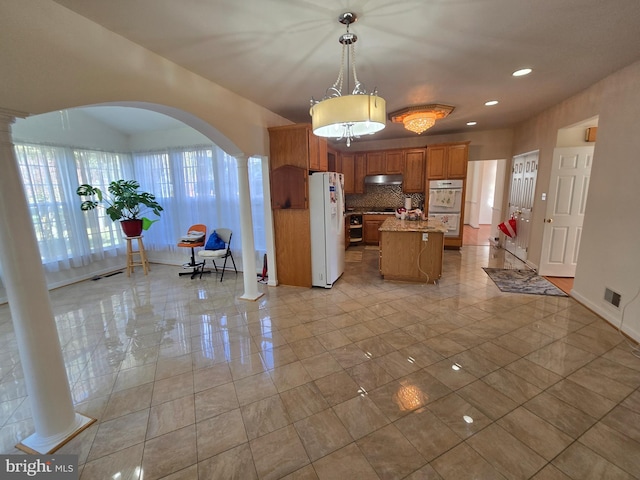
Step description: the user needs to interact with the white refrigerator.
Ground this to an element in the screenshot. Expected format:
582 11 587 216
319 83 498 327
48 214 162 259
309 172 345 288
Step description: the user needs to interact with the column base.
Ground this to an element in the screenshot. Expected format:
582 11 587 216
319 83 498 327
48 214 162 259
239 291 265 301
16 413 96 454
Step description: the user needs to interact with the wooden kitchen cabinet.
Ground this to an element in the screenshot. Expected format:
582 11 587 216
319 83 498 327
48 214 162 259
268 123 328 172
385 150 404 174
268 124 315 287
446 143 468 178
366 152 385 175
427 142 469 179
342 154 355 193
308 129 328 172
403 148 426 193
327 148 341 173
425 141 470 250
342 153 366 194
427 146 446 179
354 154 366 193
363 214 389 245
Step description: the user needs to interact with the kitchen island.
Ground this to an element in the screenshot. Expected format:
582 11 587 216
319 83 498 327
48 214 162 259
378 217 447 284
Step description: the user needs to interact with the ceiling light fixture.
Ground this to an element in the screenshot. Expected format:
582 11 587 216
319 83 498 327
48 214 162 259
512 68 532 77
389 104 455 135
466 121 477 126
485 100 499 106
309 12 386 147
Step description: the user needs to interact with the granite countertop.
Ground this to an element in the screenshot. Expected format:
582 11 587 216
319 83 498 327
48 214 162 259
346 209 396 215
379 217 448 233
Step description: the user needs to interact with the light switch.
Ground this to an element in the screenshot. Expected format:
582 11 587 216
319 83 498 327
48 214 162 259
541 193 547 201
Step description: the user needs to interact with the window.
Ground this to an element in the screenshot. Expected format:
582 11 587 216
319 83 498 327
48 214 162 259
11 142 266 276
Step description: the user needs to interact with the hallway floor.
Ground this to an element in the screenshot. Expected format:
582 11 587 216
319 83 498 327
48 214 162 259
1 245 639 479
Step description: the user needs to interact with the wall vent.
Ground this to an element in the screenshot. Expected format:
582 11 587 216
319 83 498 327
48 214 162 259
604 288 621 308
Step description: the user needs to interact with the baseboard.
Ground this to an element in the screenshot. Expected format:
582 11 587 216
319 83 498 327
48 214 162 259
571 289 640 343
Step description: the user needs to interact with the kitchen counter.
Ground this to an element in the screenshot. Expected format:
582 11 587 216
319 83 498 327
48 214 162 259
378 217 448 233
378 218 445 284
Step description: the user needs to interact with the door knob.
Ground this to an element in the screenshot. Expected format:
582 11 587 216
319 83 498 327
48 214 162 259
544 218 553 223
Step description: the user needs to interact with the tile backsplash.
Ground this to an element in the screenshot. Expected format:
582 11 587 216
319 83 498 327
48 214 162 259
346 185 425 210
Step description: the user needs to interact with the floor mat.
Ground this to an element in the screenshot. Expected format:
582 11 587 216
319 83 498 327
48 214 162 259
482 267 568 296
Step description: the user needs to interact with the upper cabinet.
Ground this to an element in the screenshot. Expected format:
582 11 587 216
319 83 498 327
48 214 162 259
269 124 328 173
341 147 423 194
342 153 366 194
366 152 385 175
403 148 426 193
427 142 469 179
309 130 328 172
355 154 366 194
342 154 355 193
365 150 404 175
385 150 404 174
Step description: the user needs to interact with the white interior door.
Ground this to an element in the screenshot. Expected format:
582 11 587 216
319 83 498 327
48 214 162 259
538 146 594 276
506 151 538 261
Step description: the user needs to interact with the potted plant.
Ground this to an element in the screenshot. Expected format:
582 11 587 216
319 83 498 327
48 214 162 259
77 179 163 237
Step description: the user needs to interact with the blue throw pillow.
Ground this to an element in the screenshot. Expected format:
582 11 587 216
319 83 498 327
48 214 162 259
205 231 225 250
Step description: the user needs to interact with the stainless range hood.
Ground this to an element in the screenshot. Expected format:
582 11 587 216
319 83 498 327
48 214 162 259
364 174 403 185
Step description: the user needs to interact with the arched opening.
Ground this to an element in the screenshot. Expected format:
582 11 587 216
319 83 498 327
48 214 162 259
1 103 270 302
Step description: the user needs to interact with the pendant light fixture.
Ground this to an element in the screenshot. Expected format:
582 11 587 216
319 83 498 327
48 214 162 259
310 12 386 147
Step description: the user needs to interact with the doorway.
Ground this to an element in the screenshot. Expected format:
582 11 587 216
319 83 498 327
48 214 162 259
464 159 506 246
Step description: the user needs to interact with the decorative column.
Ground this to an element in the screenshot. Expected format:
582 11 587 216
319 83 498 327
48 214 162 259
235 155 263 301
260 156 278 286
0 110 95 453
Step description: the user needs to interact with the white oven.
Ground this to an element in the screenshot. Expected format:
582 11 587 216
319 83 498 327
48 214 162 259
428 179 463 212
428 179 463 237
428 213 461 237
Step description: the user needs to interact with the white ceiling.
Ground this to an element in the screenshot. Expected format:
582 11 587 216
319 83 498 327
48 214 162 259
53 0 640 142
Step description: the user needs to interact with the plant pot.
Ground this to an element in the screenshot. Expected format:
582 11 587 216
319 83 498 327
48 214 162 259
120 219 143 237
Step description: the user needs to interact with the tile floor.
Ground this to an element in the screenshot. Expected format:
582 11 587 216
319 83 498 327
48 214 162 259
1 245 639 479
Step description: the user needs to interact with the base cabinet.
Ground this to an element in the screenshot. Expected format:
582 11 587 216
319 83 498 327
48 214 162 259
380 230 443 283
363 214 389 244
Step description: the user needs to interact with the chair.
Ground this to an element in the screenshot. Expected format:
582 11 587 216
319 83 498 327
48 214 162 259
177 224 211 279
198 228 237 281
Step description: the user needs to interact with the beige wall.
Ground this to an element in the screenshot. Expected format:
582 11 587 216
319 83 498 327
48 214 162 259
0 0 289 157
511 59 640 340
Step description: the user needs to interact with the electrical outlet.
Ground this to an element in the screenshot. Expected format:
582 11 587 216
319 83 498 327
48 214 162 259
422 233 428 241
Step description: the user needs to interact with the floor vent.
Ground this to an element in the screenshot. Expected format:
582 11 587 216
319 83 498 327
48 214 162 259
604 287 621 308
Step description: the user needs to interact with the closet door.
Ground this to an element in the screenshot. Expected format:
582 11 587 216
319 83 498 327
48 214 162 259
506 151 538 261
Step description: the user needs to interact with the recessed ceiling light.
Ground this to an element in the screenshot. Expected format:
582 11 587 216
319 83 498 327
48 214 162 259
485 100 499 106
466 121 477 126
512 68 532 77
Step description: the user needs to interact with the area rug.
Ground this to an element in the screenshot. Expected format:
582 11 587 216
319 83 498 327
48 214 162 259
482 268 568 296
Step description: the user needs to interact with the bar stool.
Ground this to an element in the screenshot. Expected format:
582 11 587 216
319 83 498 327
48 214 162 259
125 235 149 276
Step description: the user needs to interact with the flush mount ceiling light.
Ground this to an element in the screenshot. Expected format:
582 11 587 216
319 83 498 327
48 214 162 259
389 104 455 135
309 12 386 147
512 68 532 77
